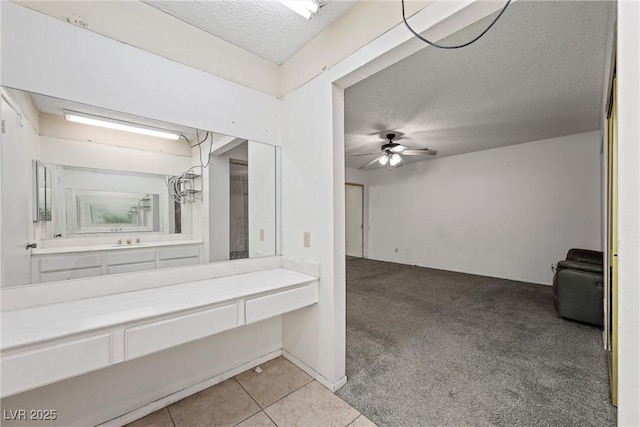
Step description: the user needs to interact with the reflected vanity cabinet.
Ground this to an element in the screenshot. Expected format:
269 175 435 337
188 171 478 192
30 242 203 283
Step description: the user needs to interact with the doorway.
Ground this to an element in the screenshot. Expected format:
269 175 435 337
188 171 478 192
229 160 248 260
345 183 363 259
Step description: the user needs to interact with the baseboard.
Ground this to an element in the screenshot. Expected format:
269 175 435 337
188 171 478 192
97 349 282 427
281 350 347 392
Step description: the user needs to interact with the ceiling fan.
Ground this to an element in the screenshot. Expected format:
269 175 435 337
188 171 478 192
353 133 437 169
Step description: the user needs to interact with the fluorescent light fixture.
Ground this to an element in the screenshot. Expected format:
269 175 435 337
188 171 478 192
389 153 402 166
63 111 180 140
379 155 389 166
280 0 319 19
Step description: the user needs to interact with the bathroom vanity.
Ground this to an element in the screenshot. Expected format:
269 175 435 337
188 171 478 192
30 240 204 282
1 256 319 399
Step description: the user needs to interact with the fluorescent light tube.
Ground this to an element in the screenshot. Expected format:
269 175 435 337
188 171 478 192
280 0 319 19
63 112 180 140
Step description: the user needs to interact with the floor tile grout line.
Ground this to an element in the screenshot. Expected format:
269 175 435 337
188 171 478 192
259 409 280 427
261 376 315 411
345 414 363 427
231 377 264 426
232 359 314 426
261 380 363 427
165 406 177 427
230 409 262 427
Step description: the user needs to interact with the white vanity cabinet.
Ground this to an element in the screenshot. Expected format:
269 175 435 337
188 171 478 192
0 265 319 398
30 241 204 283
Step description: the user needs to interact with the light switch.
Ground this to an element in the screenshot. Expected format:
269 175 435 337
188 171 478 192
304 232 311 248
260 229 265 241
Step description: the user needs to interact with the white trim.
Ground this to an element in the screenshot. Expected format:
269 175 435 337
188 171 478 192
0 88 24 127
97 349 282 427
282 349 347 392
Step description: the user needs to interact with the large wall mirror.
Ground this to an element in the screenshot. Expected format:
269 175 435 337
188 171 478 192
0 87 280 287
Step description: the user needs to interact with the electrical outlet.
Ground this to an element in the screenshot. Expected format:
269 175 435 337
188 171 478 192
260 229 265 241
304 232 311 248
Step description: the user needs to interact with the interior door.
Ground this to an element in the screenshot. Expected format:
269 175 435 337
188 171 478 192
345 183 363 258
1 95 32 286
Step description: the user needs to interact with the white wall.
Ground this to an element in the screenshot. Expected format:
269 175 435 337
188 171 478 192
616 1 640 423
281 79 345 387
359 132 602 285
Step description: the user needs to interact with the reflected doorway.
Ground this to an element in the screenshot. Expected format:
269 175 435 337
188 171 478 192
230 160 249 260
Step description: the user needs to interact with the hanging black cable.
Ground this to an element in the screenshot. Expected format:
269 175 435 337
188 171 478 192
401 0 511 49
198 131 214 169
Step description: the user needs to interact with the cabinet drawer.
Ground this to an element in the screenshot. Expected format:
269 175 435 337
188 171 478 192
126 304 239 360
107 250 156 266
158 246 201 260
0 334 111 398
41 267 103 282
245 283 317 324
107 261 156 275
39 255 102 272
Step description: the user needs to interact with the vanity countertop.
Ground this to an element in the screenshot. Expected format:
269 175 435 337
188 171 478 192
1 267 318 351
32 239 203 255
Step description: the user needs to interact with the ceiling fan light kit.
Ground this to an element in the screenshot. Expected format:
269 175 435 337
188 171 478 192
354 133 437 170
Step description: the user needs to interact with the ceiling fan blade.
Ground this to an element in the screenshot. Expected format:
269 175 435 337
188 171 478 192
351 152 382 156
359 155 384 170
402 149 438 156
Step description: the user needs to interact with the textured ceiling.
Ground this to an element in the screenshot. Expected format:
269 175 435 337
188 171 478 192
344 0 615 169
143 0 357 65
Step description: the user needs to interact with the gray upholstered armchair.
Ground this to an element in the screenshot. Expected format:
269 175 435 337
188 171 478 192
552 249 604 327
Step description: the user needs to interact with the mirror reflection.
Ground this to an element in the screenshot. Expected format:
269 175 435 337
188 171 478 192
0 87 279 287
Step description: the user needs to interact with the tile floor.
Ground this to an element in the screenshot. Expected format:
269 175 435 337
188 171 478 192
126 357 377 427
